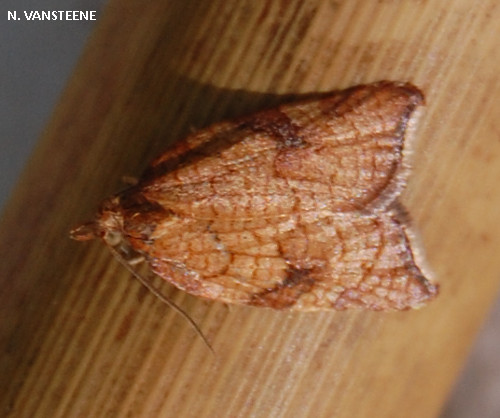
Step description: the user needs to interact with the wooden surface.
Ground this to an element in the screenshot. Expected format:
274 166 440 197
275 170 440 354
1 1 499 417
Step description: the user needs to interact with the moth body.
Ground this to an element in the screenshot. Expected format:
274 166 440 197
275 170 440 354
71 81 438 311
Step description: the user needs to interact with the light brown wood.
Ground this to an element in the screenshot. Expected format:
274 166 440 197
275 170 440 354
1 1 499 417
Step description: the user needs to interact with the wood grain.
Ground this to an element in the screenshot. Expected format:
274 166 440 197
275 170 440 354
1 1 499 417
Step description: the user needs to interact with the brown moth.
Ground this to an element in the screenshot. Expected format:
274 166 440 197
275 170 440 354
71 81 438 311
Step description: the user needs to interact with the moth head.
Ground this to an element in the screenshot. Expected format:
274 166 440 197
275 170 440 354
70 196 125 246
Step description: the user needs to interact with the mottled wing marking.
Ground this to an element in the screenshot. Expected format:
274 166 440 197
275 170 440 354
128 209 435 310
84 81 437 311
140 82 421 221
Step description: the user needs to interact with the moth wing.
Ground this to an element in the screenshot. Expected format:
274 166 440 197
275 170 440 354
142 82 423 219
129 210 436 311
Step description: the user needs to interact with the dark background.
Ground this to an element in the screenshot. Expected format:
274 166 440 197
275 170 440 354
1 1 498 416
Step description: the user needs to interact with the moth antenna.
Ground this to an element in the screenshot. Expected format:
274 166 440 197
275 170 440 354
106 245 214 354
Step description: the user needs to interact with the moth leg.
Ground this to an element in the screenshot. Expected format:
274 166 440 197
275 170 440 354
121 175 139 186
128 255 146 266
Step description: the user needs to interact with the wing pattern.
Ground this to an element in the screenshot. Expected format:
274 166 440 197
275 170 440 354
88 81 438 310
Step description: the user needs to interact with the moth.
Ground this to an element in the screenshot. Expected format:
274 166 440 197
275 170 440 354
71 81 438 312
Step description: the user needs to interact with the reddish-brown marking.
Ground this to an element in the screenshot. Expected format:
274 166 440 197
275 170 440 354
250 268 316 308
